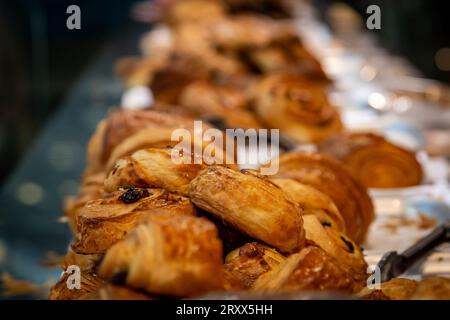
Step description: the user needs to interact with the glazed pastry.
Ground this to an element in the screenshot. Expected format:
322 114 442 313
65 172 106 232
72 187 195 254
104 147 236 195
302 215 367 280
62 248 102 272
211 14 295 50
98 214 223 297
180 80 263 129
253 74 342 143
85 109 200 175
252 246 365 293
224 242 286 288
189 166 305 253
273 152 374 243
411 277 450 300
247 38 329 81
270 178 345 233
359 278 417 300
164 0 226 25
361 277 450 300
319 132 423 188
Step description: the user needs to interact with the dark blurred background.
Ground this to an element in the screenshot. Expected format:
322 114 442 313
0 0 140 185
0 0 449 186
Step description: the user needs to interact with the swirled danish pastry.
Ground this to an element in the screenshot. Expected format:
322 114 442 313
180 80 263 129
189 166 305 253
253 74 342 143
319 132 423 188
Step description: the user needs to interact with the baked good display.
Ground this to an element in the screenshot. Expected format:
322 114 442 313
319 132 424 188
42 0 450 301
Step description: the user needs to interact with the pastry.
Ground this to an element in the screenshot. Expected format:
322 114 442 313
270 178 345 233
72 187 195 254
98 214 223 297
273 152 374 243
189 166 305 253
224 242 286 288
252 246 365 293
319 132 423 188
253 74 342 143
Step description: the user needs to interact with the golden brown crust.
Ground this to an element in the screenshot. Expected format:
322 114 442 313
252 246 364 293
319 132 423 188
274 152 374 243
104 148 211 195
270 178 346 233
302 215 367 280
224 242 286 288
65 172 106 232
180 80 263 129
85 109 200 175
360 277 450 300
98 214 223 297
411 277 450 300
253 74 342 143
189 166 305 253
358 278 417 300
49 271 104 300
72 187 195 254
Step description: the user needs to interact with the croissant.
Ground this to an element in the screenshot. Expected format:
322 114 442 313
98 214 223 297
252 74 342 143
359 278 417 300
72 187 195 254
270 178 345 233
189 166 305 253
319 132 423 188
360 277 450 300
224 242 286 288
273 152 374 243
251 246 365 293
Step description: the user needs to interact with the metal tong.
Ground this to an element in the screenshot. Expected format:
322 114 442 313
377 221 450 282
